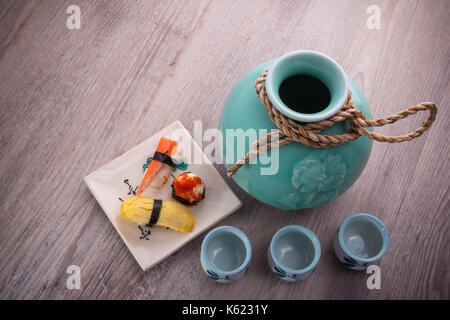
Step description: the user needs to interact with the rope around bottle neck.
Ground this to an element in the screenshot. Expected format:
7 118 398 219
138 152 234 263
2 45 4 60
226 70 437 177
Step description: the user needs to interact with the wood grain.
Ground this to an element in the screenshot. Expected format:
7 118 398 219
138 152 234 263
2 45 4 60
0 0 448 299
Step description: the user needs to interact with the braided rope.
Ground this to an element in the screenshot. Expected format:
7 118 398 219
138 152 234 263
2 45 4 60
227 70 437 177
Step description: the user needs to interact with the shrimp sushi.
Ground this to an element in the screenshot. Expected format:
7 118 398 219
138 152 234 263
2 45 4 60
137 137 179 195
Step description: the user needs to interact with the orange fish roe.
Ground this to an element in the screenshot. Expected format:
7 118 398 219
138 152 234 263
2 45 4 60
173 173 204 203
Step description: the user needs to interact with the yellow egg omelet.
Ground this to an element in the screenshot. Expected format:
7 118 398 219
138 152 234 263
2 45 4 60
120 195 195 233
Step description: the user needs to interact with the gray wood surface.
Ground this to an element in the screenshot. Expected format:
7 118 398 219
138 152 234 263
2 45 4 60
0 0 449 300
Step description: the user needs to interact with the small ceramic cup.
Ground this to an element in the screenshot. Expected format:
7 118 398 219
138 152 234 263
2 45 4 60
200 226 252 283
333 213 389 270
267 225 321 282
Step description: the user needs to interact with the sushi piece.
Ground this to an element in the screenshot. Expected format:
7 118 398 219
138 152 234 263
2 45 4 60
137 137 179 195
121 195 195 233
171 172 205 206
148 145 182 189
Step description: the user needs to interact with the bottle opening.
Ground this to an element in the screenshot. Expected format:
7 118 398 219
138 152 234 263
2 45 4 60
266 50 348 122
279 74 331 114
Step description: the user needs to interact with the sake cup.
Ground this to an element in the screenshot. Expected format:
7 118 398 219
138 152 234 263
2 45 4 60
200 226 251 283
267 225 321 282
333 213 389 270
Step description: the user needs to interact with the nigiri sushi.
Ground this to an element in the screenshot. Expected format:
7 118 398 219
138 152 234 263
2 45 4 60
171 172 205 205
137 137 180 195
121 195 195 233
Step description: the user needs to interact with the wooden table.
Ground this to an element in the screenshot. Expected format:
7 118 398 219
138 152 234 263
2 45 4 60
0 0 448 300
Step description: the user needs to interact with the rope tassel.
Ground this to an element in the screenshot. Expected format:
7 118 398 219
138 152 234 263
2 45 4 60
227 70 437 177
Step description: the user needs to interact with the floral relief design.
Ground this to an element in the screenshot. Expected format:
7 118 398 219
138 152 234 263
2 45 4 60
283 154 347 209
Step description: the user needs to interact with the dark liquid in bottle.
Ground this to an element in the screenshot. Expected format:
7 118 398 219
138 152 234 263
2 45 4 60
278 75 331 114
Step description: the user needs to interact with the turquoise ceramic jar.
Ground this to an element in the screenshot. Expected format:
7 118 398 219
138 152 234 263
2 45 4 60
219 51 373 210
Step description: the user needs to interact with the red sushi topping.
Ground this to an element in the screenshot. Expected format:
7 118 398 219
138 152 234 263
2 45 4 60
173 173 203 202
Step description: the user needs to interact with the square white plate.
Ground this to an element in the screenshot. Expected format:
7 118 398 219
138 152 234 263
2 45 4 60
84 121 242 271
